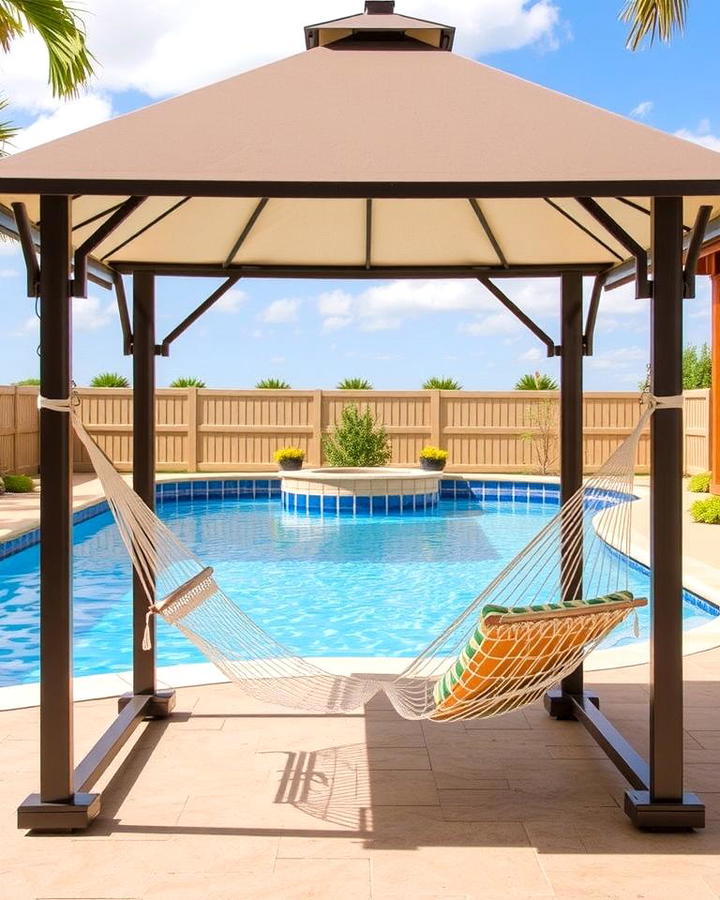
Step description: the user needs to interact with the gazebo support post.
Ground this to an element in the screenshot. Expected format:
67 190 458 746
625 197 704 828
118 272 175 716
545 272 598 718
17 196 100 830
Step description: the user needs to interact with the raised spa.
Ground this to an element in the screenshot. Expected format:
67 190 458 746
280 467 440 514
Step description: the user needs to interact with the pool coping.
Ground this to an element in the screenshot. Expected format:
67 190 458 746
1 472 719 710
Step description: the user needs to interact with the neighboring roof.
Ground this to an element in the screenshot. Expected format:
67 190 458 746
0 5 718 275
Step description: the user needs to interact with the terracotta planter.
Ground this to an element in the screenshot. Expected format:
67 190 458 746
278 458 304 471
419 457 446 472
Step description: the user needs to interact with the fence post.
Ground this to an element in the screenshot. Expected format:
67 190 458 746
430 390 441 449
310 390 323 466
11 384 18 473
187 388 198 473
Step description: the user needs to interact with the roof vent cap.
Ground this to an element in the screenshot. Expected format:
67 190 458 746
365 1 395 12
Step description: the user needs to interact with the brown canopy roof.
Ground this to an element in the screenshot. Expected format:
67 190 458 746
0 2 718 275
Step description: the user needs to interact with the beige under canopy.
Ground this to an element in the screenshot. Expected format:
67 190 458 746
0 6 720 277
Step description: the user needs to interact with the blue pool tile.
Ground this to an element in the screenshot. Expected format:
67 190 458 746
355 496 371 514
339 495 354 510
308 494 321 511
323 495 339 514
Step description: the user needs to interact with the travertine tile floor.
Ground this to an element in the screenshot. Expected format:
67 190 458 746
4 652 720 899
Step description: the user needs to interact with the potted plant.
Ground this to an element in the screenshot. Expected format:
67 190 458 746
274 447 305 471
419 446 448 471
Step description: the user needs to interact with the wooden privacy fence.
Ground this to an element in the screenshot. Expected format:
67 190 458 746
684 389 712 475
0 386 40 475
1 387 710 477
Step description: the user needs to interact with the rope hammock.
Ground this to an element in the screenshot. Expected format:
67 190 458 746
40 395 678 721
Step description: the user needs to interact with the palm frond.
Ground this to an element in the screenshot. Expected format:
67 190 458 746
0 95 17 155
0 0 95 96
621 0 688 50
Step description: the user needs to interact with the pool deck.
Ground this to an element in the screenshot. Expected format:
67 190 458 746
5 659 720 898
1 474 720 897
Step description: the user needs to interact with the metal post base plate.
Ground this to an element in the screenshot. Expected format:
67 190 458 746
118 689 176 718
544 688 600 720
625 790 705 830
18 792 100 832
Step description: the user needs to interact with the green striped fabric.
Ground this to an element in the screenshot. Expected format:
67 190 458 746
433 590 634 705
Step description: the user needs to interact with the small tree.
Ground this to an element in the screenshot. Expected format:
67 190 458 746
170 376 206 388
683 343 711 390
256 377 291 389
521 398 559 475
422 376 462 390
90 372 129 387
515 371 559 391
323 404 392 467
13 377 40 386
337 377 373 390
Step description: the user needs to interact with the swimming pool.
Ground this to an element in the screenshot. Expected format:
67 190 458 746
0 484 717 686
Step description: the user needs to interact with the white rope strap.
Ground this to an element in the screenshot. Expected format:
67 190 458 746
647 394 684 410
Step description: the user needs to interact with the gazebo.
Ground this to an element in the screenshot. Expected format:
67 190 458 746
2 1 720 832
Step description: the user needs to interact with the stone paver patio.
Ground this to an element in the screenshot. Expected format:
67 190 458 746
3 651 720 899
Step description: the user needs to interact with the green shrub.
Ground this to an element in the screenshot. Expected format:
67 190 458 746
515 371 559 391
323 404 392 467
419 446 448 461
14 377 40 386
422 376 462 390
688 471 711 494
0 476 4 495
2 474 35 493
170 376 206 388
690 496 720 525
90 372 129 388
337 377 373 390
683 343 712 390
256 377 291 389
273 447 305 462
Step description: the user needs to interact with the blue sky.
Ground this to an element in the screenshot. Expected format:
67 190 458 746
0 0 717 390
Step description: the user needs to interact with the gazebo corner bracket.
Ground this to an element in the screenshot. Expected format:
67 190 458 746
158 274 242 356
478 276 557 357
682 204 713 298
468 199 508 267
10 202 40 297
582 272 607 356
112 270 133 356
71 197 146 298
575 197 651 299
223 197 268 268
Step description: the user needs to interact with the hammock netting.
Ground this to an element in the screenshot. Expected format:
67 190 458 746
47 395 675 722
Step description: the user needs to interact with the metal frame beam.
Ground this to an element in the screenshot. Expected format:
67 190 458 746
682 204 713 298
113 271 133 356
158 275 242 356
575 197 651 298
223 197 268 267
468 198 507 267
72 196 146 297
478 277 557 356
583 273 606 356
112 261 609 279
0 202 114 291
10 201 40 296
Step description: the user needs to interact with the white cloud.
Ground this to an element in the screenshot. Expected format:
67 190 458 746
73 295 116 331
322 316 353 332
213 288 246 314
0 240 20 256
0 267 19 278
587 346 646 371
317 289 353 317
519 346 543 361
9 94 113 152
675 119 720 153
459 311 522 337
258 298 300 324
630 100 653 119
0 2 561 115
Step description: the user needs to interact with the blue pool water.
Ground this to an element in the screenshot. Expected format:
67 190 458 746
0 493 716 686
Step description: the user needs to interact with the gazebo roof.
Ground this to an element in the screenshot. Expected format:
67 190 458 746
0 1 719 276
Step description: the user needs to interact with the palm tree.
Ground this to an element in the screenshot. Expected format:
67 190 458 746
170 376 206 388
621 0 687 49
255 377 291 389
0 1 95 147
514 371 559 391
337 377 373 390
422 376 462 390
90 372 129 387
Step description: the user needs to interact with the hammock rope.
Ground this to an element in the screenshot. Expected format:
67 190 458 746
39 393 679 720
